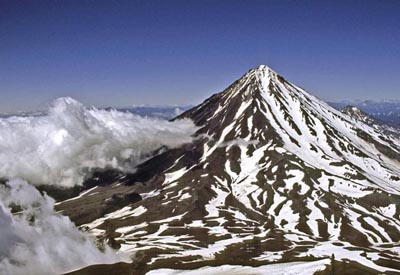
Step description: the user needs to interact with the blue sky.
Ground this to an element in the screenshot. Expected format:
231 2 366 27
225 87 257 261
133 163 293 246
0 0 399 112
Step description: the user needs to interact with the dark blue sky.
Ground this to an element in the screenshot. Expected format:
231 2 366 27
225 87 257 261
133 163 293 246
0 0 399 112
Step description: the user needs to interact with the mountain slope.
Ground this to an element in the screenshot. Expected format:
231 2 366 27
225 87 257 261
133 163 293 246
342 105 400 138
58 65 400 274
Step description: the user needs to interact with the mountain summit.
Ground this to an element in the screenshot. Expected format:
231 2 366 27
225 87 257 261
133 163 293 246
60 65 400 274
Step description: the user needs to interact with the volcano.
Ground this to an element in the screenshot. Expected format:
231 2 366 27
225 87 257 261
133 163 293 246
60 65 400 275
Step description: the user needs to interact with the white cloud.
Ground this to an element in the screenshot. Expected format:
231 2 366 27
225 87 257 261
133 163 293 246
0 179 127 275
0 97 197 187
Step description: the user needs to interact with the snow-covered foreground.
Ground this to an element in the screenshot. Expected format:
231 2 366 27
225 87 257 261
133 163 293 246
147 259 330 275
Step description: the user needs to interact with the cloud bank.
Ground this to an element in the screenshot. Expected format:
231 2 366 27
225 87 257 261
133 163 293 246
0 97 196 187
0 179 126 275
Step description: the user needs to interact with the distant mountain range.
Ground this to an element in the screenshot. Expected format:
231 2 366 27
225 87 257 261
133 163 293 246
117 100 400 128
3 101 399 128
118 101 400 127
114 106 192 120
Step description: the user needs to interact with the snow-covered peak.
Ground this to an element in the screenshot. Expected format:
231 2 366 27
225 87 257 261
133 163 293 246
341 105 400 138
341 105 375 125
254 64 276 73
252 64 278 81
343 105 364 114
58 65 400 274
